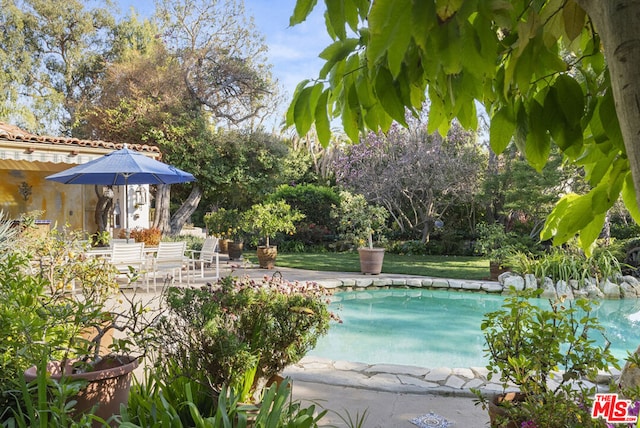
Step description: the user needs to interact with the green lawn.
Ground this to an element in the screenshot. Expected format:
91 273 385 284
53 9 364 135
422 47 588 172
272 252 490 281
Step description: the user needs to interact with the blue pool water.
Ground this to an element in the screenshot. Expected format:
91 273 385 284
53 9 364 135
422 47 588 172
308 289 640 368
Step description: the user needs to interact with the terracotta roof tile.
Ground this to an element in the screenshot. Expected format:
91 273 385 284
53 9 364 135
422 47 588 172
0 122 161 155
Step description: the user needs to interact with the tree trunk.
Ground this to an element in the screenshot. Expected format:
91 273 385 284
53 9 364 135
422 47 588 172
152 184 171 234
169 185 202 236
578 0 640 213
93 185 113 233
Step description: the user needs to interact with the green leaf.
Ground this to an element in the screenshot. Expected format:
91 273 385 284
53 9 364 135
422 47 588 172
599 90 624 151
553 75 584 125
325 0 347 40
286 79 310 126
490 106 516 154
368 0 413 77
541 195 574 241
525 100 550 171
411 1 436 54
314 89 331 147
318 38 359 79
622 172 640 224
436 0 464 22
545 193 595 245
293 84 323 136
341 85 360 141
578 213 605 257
563 0 586 41
290 0 318 26
374 67 407 124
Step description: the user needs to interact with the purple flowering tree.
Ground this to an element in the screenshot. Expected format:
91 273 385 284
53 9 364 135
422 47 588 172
332 119 484 243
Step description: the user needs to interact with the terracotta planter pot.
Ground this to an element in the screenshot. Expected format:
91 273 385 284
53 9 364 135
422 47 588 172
228 242 244 260
218 238 230 254
24 355 139 427
257 246 277 269
487 392 527 428
358 247 385 275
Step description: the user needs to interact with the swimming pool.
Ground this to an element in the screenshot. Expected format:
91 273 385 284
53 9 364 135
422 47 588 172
308 289 640 368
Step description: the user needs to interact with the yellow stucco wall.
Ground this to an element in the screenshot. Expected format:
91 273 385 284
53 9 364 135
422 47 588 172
1 166 99 234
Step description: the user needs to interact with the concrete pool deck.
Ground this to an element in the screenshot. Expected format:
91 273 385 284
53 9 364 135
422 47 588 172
124 256 613 427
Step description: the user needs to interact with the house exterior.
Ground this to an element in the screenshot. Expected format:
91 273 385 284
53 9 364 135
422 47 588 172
0 123 160 235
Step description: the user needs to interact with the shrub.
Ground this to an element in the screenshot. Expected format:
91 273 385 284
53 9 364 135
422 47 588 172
152 275 337 402
505 247 623 285
269 184 340 231
474 289 618 427
127 227 162 246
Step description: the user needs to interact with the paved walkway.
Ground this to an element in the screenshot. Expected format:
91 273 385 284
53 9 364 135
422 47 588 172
127 256 609 427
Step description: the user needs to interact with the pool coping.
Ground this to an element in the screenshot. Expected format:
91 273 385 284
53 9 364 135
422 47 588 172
282 356 619 397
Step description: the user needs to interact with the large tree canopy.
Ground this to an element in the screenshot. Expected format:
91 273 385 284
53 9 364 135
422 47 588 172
287 0 640 254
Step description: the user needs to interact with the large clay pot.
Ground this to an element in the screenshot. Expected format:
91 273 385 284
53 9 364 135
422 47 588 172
24 355 139 427
228 242 244 260
256 246 278 269
218 238 230 254
358 247 385 275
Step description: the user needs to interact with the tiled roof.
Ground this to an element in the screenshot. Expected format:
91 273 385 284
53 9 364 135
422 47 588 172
0 122 161 155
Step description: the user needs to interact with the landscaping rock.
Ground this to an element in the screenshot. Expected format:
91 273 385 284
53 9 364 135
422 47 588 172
524 273 537 290
541 277 558 299
556 280 575 300
619 345 640 393
600 279 621 299
585 283 605 299
620 281 638 298
502 274 525 291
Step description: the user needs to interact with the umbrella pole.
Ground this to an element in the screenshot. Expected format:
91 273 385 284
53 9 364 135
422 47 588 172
125 177 130 243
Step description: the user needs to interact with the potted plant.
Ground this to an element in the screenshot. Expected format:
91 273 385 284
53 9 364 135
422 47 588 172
152 275 338 404
11 223 159 425
332 190 389 274
473 288 619 427
204 208 237 254
243 200 305 269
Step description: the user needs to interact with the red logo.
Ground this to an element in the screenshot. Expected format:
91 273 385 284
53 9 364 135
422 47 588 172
591 393 638 424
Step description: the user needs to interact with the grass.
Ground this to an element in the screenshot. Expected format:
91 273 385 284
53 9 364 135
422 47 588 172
272 252 491 281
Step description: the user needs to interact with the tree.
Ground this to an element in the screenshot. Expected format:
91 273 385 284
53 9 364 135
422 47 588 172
287 0 640 255
0 0 114 134
155 0 276 127
333 119 483 243
482 145 589 239
78 1 279 235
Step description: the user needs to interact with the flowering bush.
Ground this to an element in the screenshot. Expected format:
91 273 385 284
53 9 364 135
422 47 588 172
153 275 338 402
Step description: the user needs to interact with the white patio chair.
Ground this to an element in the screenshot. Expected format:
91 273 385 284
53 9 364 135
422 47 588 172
110 242 148 292
189 236 220 280
150 241 189 290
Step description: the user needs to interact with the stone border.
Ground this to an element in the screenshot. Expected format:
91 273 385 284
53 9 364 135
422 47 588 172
283 356 618 396
312 273 640 299
314 276 503 293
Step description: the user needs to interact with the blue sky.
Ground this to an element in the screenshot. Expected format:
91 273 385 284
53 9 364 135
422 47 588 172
115 0 330 127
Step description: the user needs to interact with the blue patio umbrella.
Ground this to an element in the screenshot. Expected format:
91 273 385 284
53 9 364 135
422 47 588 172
46 145 195 239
